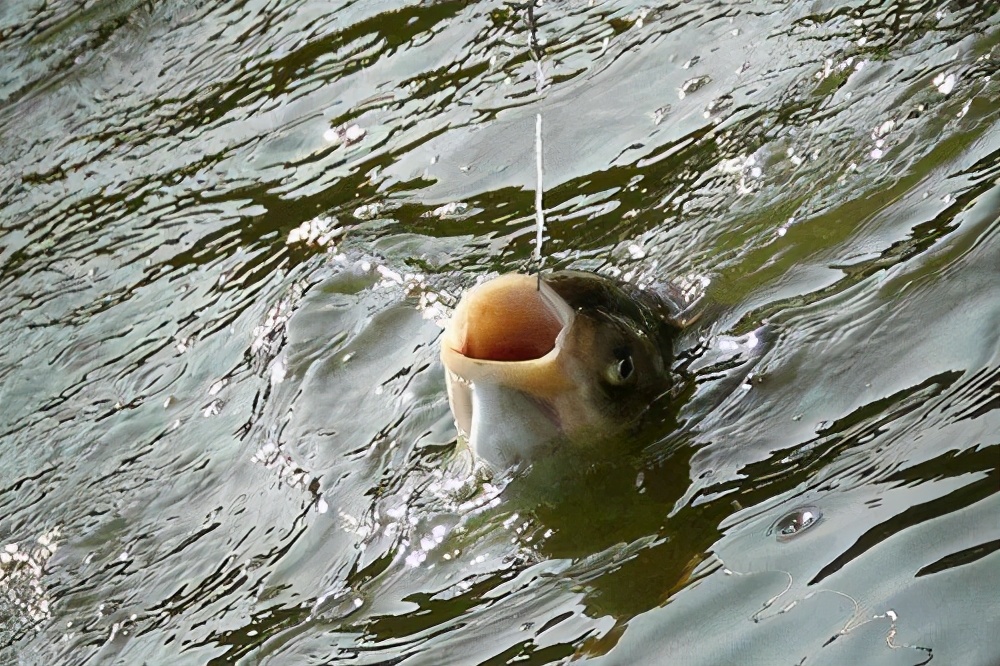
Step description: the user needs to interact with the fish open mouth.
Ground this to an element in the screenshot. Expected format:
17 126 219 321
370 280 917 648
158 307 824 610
440 274 577 438
441 274 577 385
444 273 572 363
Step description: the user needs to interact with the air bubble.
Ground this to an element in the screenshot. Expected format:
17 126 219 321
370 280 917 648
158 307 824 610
768 506 822 542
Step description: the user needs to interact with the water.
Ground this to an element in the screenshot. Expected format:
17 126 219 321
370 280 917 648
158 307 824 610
1 0 997 664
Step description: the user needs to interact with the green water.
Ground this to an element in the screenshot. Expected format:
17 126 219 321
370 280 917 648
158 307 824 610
1 1 998 664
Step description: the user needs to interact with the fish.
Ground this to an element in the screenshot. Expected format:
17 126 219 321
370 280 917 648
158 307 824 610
440 270 685 471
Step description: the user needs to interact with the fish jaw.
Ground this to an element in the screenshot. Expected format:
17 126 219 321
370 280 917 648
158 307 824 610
441 274 577 468
464 378 563 469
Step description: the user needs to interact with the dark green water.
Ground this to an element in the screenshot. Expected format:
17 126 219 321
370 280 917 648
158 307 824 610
1 1 998 664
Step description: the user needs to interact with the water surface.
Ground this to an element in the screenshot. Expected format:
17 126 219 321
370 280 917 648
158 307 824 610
1 0 998 664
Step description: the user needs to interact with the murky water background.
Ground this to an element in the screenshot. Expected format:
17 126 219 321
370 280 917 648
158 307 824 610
2 0 998 664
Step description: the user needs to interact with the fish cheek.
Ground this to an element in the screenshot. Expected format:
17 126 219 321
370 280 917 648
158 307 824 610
558 315 664 436
584 319 660 426
547 315 622 437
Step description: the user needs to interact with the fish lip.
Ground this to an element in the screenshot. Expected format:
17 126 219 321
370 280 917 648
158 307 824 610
440 274 576 395
447 369 563 431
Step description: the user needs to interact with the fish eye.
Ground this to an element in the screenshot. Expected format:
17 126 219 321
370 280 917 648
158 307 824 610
606 349 635 386
618 355 634 379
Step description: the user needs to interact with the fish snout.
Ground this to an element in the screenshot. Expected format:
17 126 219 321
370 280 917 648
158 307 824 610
441 274 578 468
440 274 575 396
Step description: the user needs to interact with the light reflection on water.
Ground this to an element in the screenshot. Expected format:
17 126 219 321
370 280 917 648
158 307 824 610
0 0 997 664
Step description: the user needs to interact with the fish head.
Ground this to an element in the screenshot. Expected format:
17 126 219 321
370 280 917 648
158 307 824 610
441 271 682 471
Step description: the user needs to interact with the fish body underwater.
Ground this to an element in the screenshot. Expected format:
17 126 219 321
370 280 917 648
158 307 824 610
441 271 685 471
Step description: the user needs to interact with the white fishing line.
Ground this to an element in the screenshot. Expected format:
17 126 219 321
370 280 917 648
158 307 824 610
525 0 547 275
535 112 544 265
